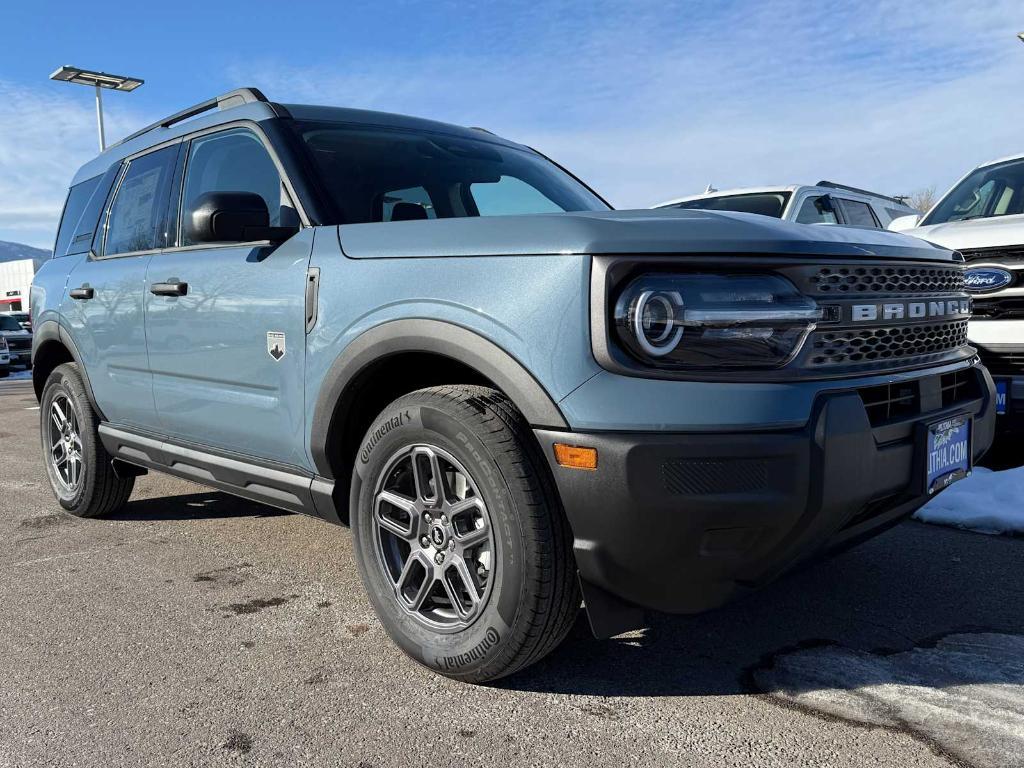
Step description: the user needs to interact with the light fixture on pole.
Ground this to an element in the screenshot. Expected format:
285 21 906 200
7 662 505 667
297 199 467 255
49 66 144 152
1018 32 1024 43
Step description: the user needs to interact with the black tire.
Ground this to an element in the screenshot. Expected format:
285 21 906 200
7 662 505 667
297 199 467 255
351 385 579 683
40 363 134 517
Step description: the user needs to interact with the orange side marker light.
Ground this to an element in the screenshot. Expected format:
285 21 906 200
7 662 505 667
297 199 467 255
553 443 598 471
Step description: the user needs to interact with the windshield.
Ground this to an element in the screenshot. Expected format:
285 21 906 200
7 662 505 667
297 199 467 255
924 158 1024 225
295 122 609 225
0 316 24 331
665 192 790 219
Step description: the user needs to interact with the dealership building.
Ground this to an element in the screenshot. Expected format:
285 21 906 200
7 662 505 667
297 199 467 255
0 259 37 312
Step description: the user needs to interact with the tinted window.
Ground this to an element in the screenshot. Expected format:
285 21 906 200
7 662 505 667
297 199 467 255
382 186 436 221
180 128 289 245
0 316 23 331
795 195 839 225
296 122 608 225
53 176 100 258
668 193 789 218
837 199 880 228
923 159 1024 225
471 176 564 216
104 146 177 256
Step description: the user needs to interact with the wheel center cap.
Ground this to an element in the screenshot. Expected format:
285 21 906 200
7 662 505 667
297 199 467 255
429 524 448 548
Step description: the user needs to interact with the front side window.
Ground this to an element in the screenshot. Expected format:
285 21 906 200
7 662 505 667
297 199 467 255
795 195 839 225
836 199 879 228
295 122 608 225
667 193 790 219
924 158 1024 225
180 128 290 246
104 146 177 256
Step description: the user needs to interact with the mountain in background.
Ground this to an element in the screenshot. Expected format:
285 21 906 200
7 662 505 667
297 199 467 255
0 240 51 269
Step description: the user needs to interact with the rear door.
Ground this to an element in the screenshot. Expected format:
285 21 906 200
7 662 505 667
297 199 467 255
144 124 312 468
62 143 180 429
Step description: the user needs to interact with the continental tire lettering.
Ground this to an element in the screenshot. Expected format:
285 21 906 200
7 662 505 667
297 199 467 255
361 410 412 464
441 627 501 670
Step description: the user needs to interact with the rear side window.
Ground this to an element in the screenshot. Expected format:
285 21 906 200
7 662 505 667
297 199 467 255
795 195 838 225
836 198 880 228
180 128 289 246
382 186 437 221
52 176 101 258
103 146 178 256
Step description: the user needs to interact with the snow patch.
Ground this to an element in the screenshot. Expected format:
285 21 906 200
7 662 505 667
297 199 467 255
754 633 1024 768
914 466 1024 535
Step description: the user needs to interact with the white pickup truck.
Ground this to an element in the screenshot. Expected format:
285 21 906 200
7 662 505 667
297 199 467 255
891 153 1024 431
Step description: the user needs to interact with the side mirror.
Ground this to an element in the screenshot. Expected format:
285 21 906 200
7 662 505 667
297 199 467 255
186 191 298 244
888 214 921 232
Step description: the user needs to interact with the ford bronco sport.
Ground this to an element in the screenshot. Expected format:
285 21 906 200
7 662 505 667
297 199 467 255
33 88 996 682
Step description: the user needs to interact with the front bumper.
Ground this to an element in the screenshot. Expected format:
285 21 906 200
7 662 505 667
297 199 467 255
535 364 996 634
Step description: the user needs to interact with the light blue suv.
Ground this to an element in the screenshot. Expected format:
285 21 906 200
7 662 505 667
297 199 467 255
33 88 996 682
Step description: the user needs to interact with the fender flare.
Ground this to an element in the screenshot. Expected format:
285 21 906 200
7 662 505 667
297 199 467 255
31 319 105 419
309 318 568 478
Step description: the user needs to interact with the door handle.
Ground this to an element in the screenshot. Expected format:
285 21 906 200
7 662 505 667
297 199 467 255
150 280 188 297
69 286 94 300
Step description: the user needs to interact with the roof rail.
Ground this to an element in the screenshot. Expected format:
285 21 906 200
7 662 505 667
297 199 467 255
816 180 905 206
115 87 273 148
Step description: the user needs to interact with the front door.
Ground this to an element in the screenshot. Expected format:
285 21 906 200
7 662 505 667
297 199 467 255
144 126 312 469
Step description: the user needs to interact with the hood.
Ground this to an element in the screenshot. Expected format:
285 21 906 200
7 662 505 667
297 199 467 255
337 209 953 261
911 214 1024 251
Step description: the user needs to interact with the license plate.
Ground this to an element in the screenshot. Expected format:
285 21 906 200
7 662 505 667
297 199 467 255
926 415 971 494
996 380 1009 416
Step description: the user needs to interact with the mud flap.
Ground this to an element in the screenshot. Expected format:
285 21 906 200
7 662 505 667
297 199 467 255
579 576 646 639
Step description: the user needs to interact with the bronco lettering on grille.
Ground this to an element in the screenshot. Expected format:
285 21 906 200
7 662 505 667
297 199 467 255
850 299 971 323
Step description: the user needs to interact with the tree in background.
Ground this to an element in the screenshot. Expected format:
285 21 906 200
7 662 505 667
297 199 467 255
905 186 938 213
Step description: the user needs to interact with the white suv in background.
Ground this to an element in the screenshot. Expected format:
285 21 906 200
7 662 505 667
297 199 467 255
655 181 919 229
890 153 1024 431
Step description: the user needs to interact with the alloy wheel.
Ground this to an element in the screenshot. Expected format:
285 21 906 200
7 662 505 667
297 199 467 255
371 444 495 631
47 393 84 494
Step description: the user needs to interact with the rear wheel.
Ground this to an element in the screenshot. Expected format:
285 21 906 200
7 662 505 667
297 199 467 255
40 363 134 517
351 385 579 683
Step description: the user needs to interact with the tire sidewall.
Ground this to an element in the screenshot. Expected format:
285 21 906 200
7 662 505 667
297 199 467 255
351 396 526 679
40 365 92 510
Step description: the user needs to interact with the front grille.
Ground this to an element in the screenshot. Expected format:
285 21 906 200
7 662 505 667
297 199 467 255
976 345 1024 376
5 337 30 351
859 381 920 424
972 297 1024 319
857 367 983 428
808 320 969 368
960 245 1024 264
803 265 964 296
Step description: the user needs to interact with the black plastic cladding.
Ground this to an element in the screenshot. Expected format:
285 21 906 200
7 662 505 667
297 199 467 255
590 254 976 383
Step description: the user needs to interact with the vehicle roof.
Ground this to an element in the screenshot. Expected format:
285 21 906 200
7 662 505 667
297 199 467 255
655 184 915 210
976 151 1024 169
71 95 524 185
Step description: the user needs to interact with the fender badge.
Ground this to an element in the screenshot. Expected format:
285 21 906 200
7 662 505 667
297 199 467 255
267 331 286 361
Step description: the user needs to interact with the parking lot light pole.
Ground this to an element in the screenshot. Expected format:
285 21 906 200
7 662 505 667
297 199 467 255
1018 32 1024 43
49 66 145 152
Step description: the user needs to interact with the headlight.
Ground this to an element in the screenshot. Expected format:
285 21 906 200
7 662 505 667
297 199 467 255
613 273 823 369
0 337 7 351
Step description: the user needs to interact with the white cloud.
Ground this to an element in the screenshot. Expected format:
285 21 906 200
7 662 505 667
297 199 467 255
0 81 147 249
238 0 1024 208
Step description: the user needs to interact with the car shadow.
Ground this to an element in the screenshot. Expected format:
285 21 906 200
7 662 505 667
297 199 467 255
502 522 1024 698
108 490 291 522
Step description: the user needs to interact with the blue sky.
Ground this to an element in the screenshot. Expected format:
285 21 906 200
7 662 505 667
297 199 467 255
1 0 1022 248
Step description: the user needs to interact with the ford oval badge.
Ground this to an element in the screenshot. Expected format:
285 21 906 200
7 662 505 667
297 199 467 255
963 267 1013 293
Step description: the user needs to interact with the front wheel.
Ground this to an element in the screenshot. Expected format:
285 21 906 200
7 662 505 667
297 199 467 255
351 386 579 683
40 363 134 517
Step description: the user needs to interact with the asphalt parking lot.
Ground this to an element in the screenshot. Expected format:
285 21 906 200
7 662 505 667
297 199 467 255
1 377 1022 768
